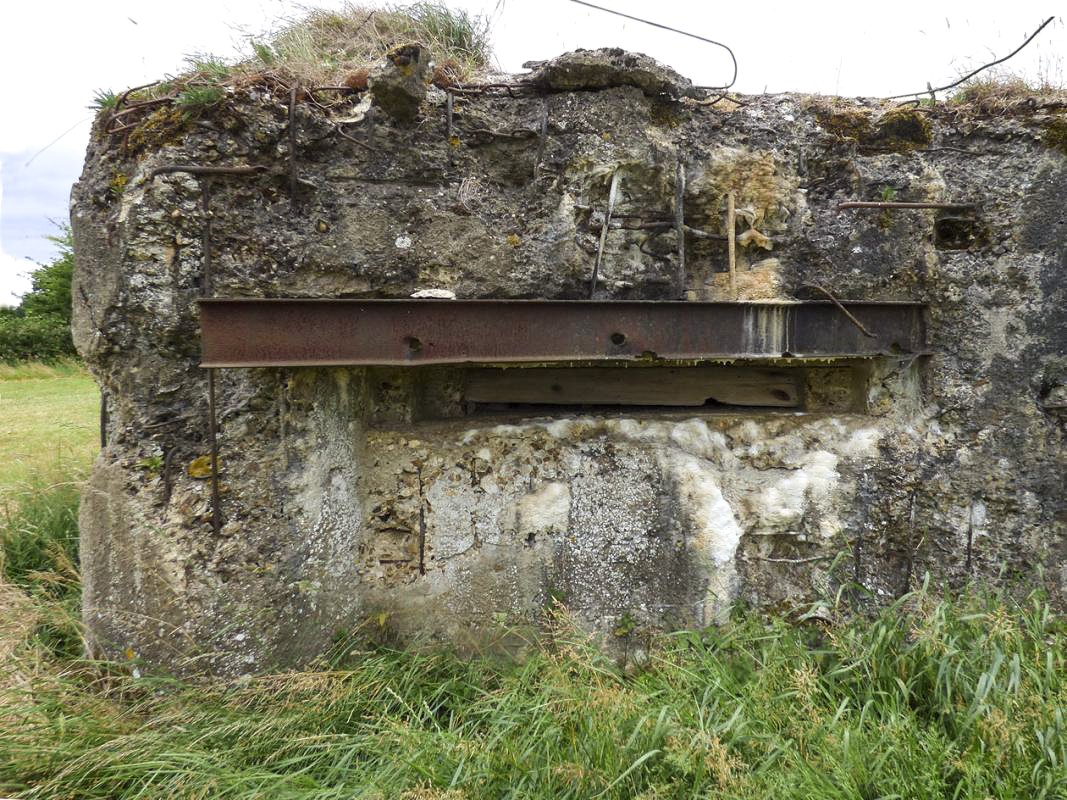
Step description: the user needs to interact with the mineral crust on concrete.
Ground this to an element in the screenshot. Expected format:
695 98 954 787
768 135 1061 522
71 48 1067 673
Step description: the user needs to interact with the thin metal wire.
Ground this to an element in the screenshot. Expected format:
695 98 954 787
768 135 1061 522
884 16 1055 100
567 0 737 91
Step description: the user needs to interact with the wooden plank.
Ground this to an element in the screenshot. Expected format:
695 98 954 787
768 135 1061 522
465 366 798 407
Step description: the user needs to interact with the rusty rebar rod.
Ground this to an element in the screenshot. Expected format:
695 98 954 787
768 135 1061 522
727 191 737 300
289 83 300 201
207 369 222 536
99 389 108 447
446 91 455 168
200 180 213 294
675 157 686 298
534 101 548 180
201 179 222 535
800 284 875 338
108 97 176 122
112 81 162 112
148 164 269 181
590 170 620 298
618 219 728 239
836 201 977 212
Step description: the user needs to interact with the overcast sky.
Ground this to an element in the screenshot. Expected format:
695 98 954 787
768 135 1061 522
0 1 1062 305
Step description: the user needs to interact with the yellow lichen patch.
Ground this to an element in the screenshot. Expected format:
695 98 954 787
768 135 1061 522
706 258 784 301
109 171 128 196
688 147 798 235
187 455 216 479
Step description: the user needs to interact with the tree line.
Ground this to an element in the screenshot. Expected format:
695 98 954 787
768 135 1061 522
0 228 78 363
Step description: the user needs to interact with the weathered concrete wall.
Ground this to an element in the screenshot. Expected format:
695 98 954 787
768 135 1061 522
72 50 1067 673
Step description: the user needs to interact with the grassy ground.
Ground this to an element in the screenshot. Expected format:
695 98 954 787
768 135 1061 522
0 361 99 506
1 586 1065 799
1 366 1066 799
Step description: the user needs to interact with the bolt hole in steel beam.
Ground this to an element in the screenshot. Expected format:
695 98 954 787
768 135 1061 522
198 300 926 367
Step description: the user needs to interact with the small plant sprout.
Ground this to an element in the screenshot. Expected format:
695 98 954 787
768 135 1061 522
176 86 226 108
90 88 119 110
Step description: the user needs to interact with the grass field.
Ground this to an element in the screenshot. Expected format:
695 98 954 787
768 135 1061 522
1 366 1066 799
0 361 99 505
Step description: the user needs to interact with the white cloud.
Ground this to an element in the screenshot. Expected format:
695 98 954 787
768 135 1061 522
0 250 34 308
0 158 37 307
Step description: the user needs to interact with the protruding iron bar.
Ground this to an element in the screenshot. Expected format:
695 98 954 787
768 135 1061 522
200 178 221 532
289 83 300 201
198 299 927 367
837 201 977 212
206 368 222 536
200 179 213 294
726 192 737 300
99 389 108 447
446 91 455 167
800 284 875 338
674 157 685 298
590 170 620 298
148 164 269 181
534 101 549 180
567 0 737 92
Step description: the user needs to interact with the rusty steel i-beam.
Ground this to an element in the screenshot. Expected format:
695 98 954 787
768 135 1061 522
197 299 926 368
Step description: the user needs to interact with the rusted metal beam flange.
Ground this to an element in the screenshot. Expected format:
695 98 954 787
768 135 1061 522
198 299 926 367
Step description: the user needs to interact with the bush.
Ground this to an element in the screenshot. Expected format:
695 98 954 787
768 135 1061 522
0 228 77 363
0 313 75 363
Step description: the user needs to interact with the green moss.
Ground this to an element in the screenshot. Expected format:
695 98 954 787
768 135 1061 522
817 106 932 152
1042 117 1067 155
815 108 873 141
649 99 682 128
126 106 191 154
867 108 932 151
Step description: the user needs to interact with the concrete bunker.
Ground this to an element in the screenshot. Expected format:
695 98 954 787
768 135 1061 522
71 47 1067 674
